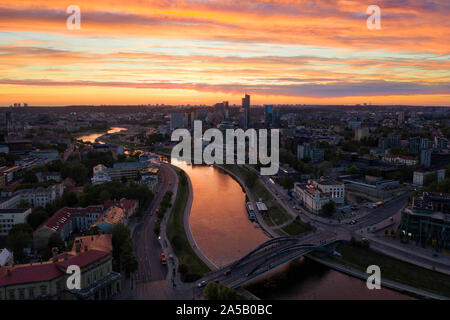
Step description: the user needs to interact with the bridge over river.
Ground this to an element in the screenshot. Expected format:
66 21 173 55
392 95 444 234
187 235 342 293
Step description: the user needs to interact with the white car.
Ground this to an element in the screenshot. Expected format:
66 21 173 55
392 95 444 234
197 280 207 288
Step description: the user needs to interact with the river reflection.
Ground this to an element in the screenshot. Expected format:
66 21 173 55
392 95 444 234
172 160 413 300
77 127 127 144
245 258 414 300
172 160 268 267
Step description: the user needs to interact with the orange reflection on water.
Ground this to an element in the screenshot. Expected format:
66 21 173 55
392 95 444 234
77 127 127 144
172 160 268 268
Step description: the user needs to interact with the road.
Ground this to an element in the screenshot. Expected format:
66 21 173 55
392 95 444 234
122 159 449 299
121 164 182 299
251 167 450 275
189 234 338 299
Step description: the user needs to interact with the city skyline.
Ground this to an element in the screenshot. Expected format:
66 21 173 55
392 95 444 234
0 1 449 106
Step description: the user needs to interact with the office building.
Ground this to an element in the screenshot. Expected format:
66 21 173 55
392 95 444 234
420 149 432 167
400 193 450 248
170 112 184 131
297 143 324 163
413 169 445 186
264 105 273 128
409 137 429 154
242 94 250 129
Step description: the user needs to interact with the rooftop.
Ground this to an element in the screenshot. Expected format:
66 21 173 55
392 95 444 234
0 208 30 214
0 234 113 287
40 206 103 232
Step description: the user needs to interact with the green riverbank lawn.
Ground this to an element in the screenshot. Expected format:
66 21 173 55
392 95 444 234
166 170 210 281
331 243 450 298
280 218 313 236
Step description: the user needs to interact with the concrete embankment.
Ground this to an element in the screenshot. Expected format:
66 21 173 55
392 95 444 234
307 254 449 300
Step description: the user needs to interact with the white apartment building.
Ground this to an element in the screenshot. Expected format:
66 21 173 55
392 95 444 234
17 184 64 208
294 183 330 213
0 208 31 237
312 179 345 204
413 169 445 187
294 179 345 213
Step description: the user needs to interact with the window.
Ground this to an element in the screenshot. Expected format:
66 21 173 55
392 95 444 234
40 285 47 296
28 287 34 299
8 289 15 300
18 288 25 300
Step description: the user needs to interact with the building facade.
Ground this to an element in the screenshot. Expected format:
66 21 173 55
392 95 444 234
0 235 121 300
400 193 450 248
0 208 31 237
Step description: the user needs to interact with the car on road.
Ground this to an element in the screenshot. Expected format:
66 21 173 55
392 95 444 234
433 253 439 258
349 219 357 225
197 280 207 288
224 270 231 276
160 252 167 265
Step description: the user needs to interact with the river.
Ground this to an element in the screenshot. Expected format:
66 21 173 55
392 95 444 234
76 127 127 144
172 160 413 300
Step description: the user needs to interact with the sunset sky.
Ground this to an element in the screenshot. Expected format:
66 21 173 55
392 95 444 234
0 0 449 106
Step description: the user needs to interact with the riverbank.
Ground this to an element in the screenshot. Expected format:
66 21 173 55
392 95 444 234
215 164 277 238
321 242 450 299
165 167 211 282
218 164 313 237
75 126 128 144
180 166 219 271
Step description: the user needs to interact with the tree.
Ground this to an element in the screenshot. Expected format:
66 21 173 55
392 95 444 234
178 263 188 275
62 191 78 207
42 233 65 260
111 224 131 261
27 208 49 230
70 163 89 185
203 282 220 300
18 199 30 209
346 166 360 175
322 201 336 216
88 225 101 236
359 146 370 156
120 241 138 278
243 169 257 189
279 177 295 190
99 190 112 203
366 168 381 177
203 282 245 300
23 171 38 184
8 223 33 262
111 223 138 277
